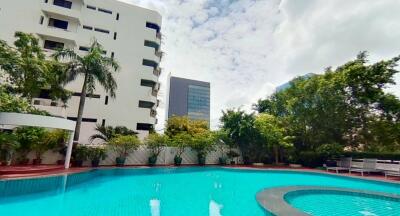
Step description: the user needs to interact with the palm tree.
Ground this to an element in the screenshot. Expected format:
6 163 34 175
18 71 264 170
53 41 119 143
89 124 138 143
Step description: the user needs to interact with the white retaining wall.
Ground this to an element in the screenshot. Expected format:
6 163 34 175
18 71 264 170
27 147 243 166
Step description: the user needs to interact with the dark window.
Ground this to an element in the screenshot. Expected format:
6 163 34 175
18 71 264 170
141 79 156 88
72 92 100 98
146 22 160 33
139 100 155 109
38 89 51 99
111 52 115 59
44 0 48 3
101 50 107 55
79 46 89 51
98 8 112 14
48 18 68 30
101 119 106 126
87 5 96 10
39 16 44 25
105 96 109 105
44 40 64 50
67 117 97 123
94 28 110 34
144 40 159 51
83 25 93 30
113 32 117 40
137 123 153 131
116 13 119 20
53 0 72 9
142 59 158 70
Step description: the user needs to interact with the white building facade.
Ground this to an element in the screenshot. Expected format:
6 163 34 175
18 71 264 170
0 0 162 142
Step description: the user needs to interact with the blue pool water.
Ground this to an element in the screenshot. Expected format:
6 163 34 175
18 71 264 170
0 167 399 216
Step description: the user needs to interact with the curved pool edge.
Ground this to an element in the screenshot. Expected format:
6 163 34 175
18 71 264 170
256 186 400 216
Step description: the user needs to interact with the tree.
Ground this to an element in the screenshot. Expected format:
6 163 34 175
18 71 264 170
254 114 292 164
168 132 192 165
165 116 208 137
0 32 69 101
190 131 216 165
145 133 167 165
53 40 119 143
108 135 141 160
89 124 137 143
0 132 19 165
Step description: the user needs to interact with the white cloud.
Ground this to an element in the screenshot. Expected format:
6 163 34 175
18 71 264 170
119 0 400 130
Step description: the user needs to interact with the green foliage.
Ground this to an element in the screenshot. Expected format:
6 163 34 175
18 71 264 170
0 132 19 164
108 135 141 158
190 131 216 164
165 116 208 137
73 145 89 161
342 152 400 160
89 124 138 143
14 127 46 160
254 52 400 153
87 146 107 161
53 40 119 142
315 143 344 159
0 85 49 115
167 132 192 157
0 32 70 100
145 133 167 158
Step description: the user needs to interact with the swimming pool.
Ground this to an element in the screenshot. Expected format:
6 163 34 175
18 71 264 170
0 167 399 216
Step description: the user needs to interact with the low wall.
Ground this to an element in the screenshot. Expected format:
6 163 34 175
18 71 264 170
27 147 243 166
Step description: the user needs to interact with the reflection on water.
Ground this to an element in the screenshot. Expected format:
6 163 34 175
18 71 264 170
150 199 160 216
209 200 223 216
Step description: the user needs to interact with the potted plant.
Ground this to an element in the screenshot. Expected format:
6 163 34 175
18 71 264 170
108 135 141 166
0 132 19 166
168 132 191 166
87 146 107 167
145 133 167 166
191 131 216 165
72 145 89 167
15 127 46 165
227 150 240 165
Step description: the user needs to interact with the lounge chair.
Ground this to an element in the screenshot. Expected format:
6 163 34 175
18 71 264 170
326 157 352 173
349 158 381 176
385 168 400 179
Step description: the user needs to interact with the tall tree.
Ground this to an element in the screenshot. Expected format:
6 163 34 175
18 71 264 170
53 41 119 143
0 32 69 100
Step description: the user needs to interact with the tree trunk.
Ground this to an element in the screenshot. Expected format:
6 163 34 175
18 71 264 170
73 74 88 144
274 145 279 164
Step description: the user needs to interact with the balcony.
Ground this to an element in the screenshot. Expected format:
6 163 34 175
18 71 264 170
37 25 77 43
41 2 81 23
32 98 67 118
153 67 162 76
150 109 157 118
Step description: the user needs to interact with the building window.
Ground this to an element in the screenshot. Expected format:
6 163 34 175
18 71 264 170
44 0 48 3
113 32 117 40
53 0 72 9
105 96 109 105
79 46 89 51
139 100 155 109
94 28 110 34
141 79 156 88
136 123 153 131
146 22 160 33
98 8 112 14
44 40 64 50
48 18 69 30
67 117 97 123
87 5 96 10
142 59 158 70
83 25 93 30
101 119 106 126
187 85 210 121
116 13 120 20
39 16 44 25
144 40 160 51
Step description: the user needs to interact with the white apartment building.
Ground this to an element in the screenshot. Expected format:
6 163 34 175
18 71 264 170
0 0 162 142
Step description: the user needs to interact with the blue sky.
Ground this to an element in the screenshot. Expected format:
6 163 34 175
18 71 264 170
120 0 400 130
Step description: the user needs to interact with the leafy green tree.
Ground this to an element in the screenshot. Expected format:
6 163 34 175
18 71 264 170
145 133 167 165
190 131 216 165
14 127 46 163
53 41 119 143
0 32 69 101
89 124 137 143
165 116 208 137
0 132 19 165
108 135 141 159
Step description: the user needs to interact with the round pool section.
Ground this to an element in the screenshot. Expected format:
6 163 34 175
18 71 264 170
1 167 400 216
285 188 400 216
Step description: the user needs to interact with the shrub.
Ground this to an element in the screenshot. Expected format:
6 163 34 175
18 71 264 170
145 133 167 165
87 146 107 167
298 151 325 168
315 143 344 159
